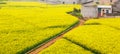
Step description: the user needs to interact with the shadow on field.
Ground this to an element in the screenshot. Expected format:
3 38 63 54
44 25 69 29
63 37 101 54
17 21 79 54
109 26 120 30
84 23 101 25
85 22 120 30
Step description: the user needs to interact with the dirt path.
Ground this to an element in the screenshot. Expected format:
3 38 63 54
27 19 85 54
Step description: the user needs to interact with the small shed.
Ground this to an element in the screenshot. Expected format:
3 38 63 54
81 1 112 18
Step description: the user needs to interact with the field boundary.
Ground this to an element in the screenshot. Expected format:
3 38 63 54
26 20 80 54
63 37 101 54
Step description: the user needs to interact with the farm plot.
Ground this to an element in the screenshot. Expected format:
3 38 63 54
0 2 79 54
39 38 92 54
85 18 120 29
63 18 120 54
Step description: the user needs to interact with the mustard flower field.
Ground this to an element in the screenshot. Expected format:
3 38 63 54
1 1 120 54
40 39 92 54
0 2 79 54
41 18 120 54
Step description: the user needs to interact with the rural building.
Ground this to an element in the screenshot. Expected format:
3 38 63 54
81 0 117 18
97 5 112 17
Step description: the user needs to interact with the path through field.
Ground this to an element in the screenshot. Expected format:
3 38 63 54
27 19 85 54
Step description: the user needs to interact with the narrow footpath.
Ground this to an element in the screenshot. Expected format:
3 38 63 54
27 19 85 54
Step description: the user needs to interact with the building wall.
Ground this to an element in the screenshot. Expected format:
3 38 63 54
81 6 98 17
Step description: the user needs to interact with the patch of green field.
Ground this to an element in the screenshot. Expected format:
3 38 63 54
0 2 79 54
40 38 92 54
63 18 120 54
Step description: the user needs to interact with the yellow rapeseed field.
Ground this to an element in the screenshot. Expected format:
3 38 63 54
64 18 120 54
40 38 92 54
41 18 120 54
0 2 80 54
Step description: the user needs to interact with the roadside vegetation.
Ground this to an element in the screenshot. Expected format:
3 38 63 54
67 6 83 19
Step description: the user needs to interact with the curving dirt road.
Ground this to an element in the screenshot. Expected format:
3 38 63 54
27 19 85 54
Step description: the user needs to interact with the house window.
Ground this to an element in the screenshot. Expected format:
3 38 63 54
110 0 112 2
63 2 65 4
73 2 75 4
106 10 109 13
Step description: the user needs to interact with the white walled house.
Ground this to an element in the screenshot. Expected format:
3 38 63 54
81 1 98 17
97 5 112 17
81 0 112 18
